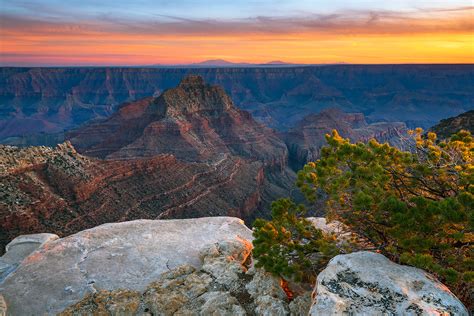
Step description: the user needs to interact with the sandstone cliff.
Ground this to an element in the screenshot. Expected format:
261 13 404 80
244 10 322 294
68 75 288 170
1 77 300 253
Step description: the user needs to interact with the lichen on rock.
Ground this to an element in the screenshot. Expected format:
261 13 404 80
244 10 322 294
309 251 468 316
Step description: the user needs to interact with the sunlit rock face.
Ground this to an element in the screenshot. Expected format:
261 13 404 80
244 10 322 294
0 217 311 315
310 251 468 316
0 219 467 315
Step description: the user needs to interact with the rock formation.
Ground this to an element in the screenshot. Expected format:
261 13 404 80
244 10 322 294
0 217 298 315
429 109 473 139
1 77 301 253
0 142 267 253
0 218 467 315
1 65 472 143
309 251 468 315
284 108 407 168
68 75 288 170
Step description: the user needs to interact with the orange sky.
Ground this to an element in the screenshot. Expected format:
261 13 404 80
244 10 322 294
1 4 473 65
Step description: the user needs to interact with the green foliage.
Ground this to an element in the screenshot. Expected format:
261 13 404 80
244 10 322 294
296 129 473 303
252 198 339 282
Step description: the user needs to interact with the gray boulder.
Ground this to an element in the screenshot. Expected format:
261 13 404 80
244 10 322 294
246 268 289 316
60 237 296 315
307 217 371 249
310 251 468 315
0 233 59 283
0 217 253 315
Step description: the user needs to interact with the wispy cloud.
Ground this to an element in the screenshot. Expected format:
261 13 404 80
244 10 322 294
1 6 473 37
1 5 473 65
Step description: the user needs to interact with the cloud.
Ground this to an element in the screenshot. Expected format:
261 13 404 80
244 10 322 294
1 5 472 65
1 6 473 39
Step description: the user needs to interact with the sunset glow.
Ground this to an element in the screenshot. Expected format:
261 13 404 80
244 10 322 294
1 0 473 65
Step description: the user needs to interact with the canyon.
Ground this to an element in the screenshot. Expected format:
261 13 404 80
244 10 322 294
0 76 293 253
0 142 268 253
1 65 473 144
67 75 288 168
0 76 432 253
0 74 471 315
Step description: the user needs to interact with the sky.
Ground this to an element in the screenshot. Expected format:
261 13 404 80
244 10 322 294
0 0 473 66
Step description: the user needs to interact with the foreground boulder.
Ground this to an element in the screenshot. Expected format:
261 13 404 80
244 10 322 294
59 239 301 316
310 251 468 315
0 233 58 283
0 217 255 315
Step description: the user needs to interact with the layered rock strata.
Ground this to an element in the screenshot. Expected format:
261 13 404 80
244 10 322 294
1 65 472 141
68 75 288 170
0 143 264 253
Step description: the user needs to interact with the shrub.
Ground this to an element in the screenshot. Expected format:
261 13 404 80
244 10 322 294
252 198 339 283
296 129 473 303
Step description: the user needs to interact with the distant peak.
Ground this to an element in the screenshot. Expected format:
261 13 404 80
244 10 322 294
265 60 290 65
179 75 205 88
192 59 234 66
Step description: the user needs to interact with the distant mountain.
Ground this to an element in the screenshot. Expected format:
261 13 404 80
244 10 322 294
265 60 292 65
191 59 246 66
429 110 473 139
189 59 297 67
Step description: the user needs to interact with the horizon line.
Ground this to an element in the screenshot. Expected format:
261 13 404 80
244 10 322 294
1 63 474 68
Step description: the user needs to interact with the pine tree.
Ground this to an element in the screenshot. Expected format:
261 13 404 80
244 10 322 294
297 129 473 304
253 129 473 306
252 198 339 283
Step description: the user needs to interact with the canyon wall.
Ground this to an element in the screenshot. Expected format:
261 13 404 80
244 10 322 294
429 110 473 139
0 142 267 253
1 65 473 143
284 108 407 168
